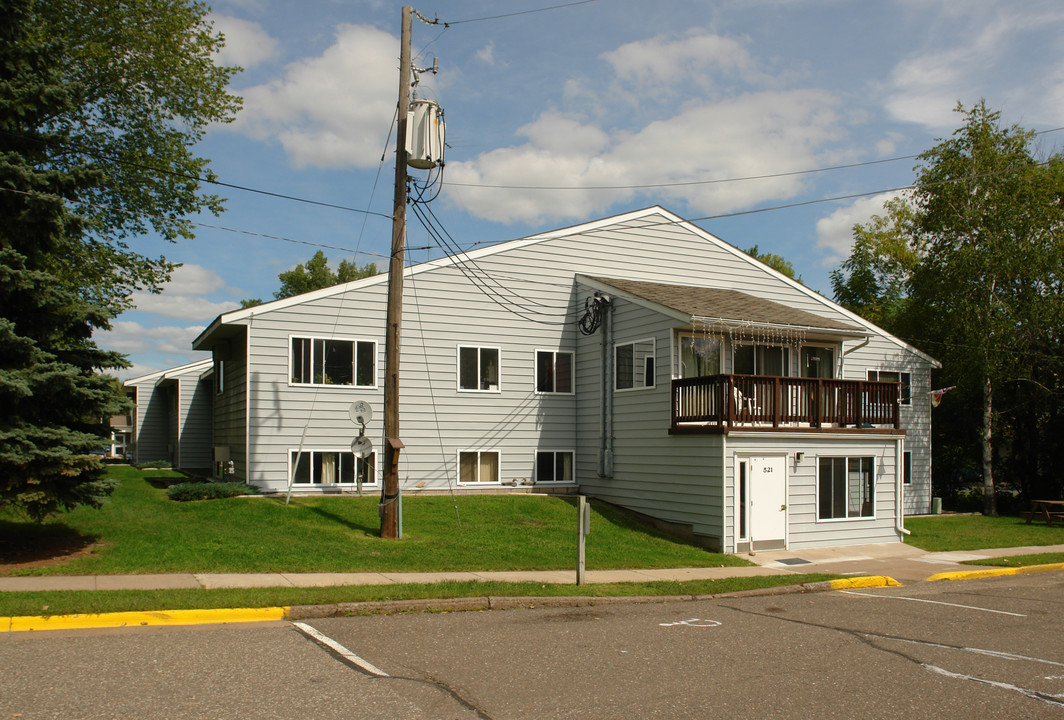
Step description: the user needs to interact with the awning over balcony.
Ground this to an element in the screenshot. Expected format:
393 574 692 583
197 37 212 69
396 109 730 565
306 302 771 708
580 276 866 340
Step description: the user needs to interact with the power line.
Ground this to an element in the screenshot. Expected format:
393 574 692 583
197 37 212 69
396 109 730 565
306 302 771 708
443 126 1064 192
0 128 394 220
417 0 598 27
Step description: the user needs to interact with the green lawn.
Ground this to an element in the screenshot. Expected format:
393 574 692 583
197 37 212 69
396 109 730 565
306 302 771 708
0 574 842 618
962 552 1064 568
1 465 746 576
905 513 1064 552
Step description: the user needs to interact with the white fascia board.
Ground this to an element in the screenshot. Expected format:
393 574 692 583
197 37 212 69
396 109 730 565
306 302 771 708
125 358 213 387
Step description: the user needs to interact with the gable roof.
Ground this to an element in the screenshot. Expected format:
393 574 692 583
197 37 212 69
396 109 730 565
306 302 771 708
582 277 863 335
123 358 213 387
191 205 937 366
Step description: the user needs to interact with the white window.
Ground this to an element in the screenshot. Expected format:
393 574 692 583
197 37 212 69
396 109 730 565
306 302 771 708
535 450 574 483
536 350 573 393
677 334 721 378
616 338 655 390
214 359 224 394
818 457 874 520
458 450 500 484
290 336 376 387
290 450 376 486
868 370 911 405
458 346 500 391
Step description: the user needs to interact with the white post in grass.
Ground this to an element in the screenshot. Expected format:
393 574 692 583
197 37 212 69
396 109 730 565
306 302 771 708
577 496 590 585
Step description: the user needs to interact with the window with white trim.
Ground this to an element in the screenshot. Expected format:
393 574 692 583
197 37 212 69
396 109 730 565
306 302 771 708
290 336 376 387
536 350 573 393
616 338 655 390
818 456 874 520
458 346 500 391
868 370 911 405
535 450 574 483
458 450 499 484
214 360 224 394
290 450 376 486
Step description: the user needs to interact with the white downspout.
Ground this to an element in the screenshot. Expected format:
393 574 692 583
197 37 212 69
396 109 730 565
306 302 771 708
896 436 909 535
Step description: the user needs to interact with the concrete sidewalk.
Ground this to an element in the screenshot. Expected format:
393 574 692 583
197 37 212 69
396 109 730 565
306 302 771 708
3 542 1062 593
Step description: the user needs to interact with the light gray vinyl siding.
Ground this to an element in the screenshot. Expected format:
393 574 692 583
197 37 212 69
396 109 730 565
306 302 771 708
575 289 725 548
130 379 169 464
179 377 213 469
723 435 903 551
840 335 933 514
194 207 934 550
213 341 247 481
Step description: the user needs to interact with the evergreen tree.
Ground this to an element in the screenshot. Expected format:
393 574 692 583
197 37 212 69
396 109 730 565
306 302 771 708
0 0 125 519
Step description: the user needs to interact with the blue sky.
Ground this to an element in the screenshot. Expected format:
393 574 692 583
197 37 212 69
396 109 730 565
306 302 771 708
105 0 1064 378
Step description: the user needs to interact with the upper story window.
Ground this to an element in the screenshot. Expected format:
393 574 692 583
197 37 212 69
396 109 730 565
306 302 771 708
459 346 500 391
291 336 376 387
734 343 790 376
616 338 655 391
677 334 721 378
868 370 911 405
214 359 224 394
536 350 573 394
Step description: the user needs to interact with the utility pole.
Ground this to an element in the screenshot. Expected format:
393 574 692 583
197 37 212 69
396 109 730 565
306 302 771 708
381 5 412 539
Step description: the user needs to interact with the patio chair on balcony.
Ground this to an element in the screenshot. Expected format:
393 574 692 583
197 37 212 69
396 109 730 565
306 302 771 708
733 386 761 423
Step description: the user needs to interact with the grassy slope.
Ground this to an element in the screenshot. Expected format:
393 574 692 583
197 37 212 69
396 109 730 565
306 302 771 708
905 514 1064 552
1 466 746 576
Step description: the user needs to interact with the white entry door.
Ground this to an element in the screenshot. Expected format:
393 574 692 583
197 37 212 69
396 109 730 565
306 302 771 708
749 456 787 548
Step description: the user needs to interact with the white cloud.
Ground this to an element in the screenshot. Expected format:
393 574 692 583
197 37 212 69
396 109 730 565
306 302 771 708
100 321 207 357
211 15 278 68
232 23 397 168
814 192 903 264
446 90 843 224
602 30 764 96
476 42 496 66
129 265 241 321
883 6 1064 128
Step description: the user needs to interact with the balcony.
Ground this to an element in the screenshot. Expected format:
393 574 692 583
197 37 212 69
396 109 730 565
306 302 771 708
671 374 902 434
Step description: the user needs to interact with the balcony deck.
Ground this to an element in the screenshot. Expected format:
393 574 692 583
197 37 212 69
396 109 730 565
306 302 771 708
671 374 903 434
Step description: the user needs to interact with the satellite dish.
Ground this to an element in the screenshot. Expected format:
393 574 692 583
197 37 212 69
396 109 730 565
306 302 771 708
348 401 373 426
351 435 374 459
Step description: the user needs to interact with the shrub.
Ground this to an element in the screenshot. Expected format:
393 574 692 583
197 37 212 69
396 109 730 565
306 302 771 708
139 461 172 469
167 482 259 502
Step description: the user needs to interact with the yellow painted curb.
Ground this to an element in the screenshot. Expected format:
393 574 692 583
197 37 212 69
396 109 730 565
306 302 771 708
4 606 288 633
828 576 901 589
926 562 1064 583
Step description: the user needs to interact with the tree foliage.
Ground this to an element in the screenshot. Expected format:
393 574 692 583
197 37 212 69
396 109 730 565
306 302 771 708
241 251 380 307
0 0 240 519
832 101 1064 513
746 244 803 284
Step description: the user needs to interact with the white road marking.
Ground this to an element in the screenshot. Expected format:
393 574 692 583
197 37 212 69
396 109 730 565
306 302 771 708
839 590 1027 617
923 663 1064 708
659 618 722 628
292 622 390 677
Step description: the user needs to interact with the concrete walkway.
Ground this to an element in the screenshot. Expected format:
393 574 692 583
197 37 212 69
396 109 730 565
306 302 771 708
3 542 1063 593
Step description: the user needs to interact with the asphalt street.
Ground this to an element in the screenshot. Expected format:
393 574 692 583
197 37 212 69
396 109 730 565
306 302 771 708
3 571 1062 719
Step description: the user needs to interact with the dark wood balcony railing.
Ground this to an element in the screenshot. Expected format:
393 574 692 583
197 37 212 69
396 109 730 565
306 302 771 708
671 374 901 432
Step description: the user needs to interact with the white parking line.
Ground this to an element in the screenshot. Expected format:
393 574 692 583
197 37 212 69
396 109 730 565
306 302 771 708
839 590 1027 617
292 622 390 677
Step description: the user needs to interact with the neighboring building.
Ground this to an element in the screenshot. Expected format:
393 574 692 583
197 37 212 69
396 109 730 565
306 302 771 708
123 359 214 473
167 206 935 551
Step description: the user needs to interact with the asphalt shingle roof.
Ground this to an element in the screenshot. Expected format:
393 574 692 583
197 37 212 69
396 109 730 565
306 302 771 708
585 277 861 332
